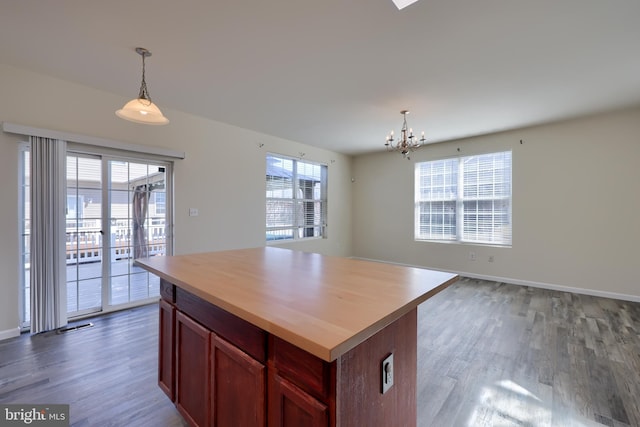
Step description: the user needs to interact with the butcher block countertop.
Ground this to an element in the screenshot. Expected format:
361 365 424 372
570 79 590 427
136 247 458 362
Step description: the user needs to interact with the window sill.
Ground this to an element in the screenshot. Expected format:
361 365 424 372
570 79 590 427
414 239 512 249
266 236 324 246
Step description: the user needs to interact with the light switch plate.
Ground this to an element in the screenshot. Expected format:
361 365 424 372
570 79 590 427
381 353 394 394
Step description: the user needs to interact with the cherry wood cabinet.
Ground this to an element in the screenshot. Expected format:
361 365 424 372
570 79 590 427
159 283 418 427
160 281 268 427
211 335 266 427
268 371 328 427
175 310 211 427
141 249 458 427
158 298 175 400
161 299 269 427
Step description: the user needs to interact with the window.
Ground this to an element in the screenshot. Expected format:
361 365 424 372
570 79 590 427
266 154 327 241
415 151 512 245
154 191 166 215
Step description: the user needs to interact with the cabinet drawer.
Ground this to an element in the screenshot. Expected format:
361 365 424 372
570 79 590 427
160 279 175 302
269 335 334 402
175 287 267 363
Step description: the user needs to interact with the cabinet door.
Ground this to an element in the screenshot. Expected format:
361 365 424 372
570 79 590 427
211 335 266 427
176 311 211 427
268 372 328 427
158 299 175 400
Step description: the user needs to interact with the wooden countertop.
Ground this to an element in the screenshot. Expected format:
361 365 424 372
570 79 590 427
136 247 458 362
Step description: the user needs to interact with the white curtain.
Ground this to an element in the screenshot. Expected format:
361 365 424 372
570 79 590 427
132 184 149 259
30 136 67 334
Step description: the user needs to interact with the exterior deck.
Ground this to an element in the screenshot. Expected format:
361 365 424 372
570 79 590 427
24 258 161 322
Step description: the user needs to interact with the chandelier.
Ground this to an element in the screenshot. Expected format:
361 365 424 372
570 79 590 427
116 47 169 125
384 110 425 159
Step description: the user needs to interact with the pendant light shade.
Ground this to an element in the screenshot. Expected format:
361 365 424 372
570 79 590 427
116 47 169 125
116 98 169 125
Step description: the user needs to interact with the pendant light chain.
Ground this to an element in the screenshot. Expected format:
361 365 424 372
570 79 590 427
137 51 152 104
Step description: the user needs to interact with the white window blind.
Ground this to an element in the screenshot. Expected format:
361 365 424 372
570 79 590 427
415 151 512 245
266 154 327 241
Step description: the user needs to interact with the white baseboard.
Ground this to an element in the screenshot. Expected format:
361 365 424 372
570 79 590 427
352 257 640 303
0 326 21 341
456 272 640 303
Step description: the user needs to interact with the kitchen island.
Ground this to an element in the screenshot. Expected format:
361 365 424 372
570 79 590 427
136 247 457 427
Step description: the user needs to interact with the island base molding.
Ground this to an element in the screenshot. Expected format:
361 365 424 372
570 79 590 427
158 279 417 427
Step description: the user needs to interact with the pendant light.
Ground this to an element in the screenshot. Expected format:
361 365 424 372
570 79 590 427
116 47 169 125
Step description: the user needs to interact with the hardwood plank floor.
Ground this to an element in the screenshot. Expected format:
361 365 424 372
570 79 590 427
2 278 639 426
418 278 640 427
0 303 186 427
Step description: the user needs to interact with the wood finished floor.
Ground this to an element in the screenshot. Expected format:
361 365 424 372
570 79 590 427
418 278 640 427
1 278 639 426
0 303 187 427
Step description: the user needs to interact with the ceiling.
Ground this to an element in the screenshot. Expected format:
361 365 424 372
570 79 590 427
1 0 639 155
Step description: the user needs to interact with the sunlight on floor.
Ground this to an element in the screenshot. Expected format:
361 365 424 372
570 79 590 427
467 379 596 427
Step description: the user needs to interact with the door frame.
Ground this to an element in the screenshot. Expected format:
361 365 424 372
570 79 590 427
99 154 174 312
19 144 175 328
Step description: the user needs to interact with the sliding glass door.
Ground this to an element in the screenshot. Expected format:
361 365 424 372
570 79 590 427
108 159 167 305
20 149 172 325
66 154 104 316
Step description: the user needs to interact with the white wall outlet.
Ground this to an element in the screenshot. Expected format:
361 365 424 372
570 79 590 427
188 208 199 217
381 353 394 394
469 251 476 261
488 255 495 262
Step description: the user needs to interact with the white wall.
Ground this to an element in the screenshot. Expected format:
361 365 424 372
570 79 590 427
0 63 353 337
2 61 639 340
353 107 640 301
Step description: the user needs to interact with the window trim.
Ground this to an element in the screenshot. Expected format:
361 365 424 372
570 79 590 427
266 153 328 243
414 150 512 247
3 122 184 159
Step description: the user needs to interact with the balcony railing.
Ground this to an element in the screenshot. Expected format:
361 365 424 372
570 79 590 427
64 221 167 264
